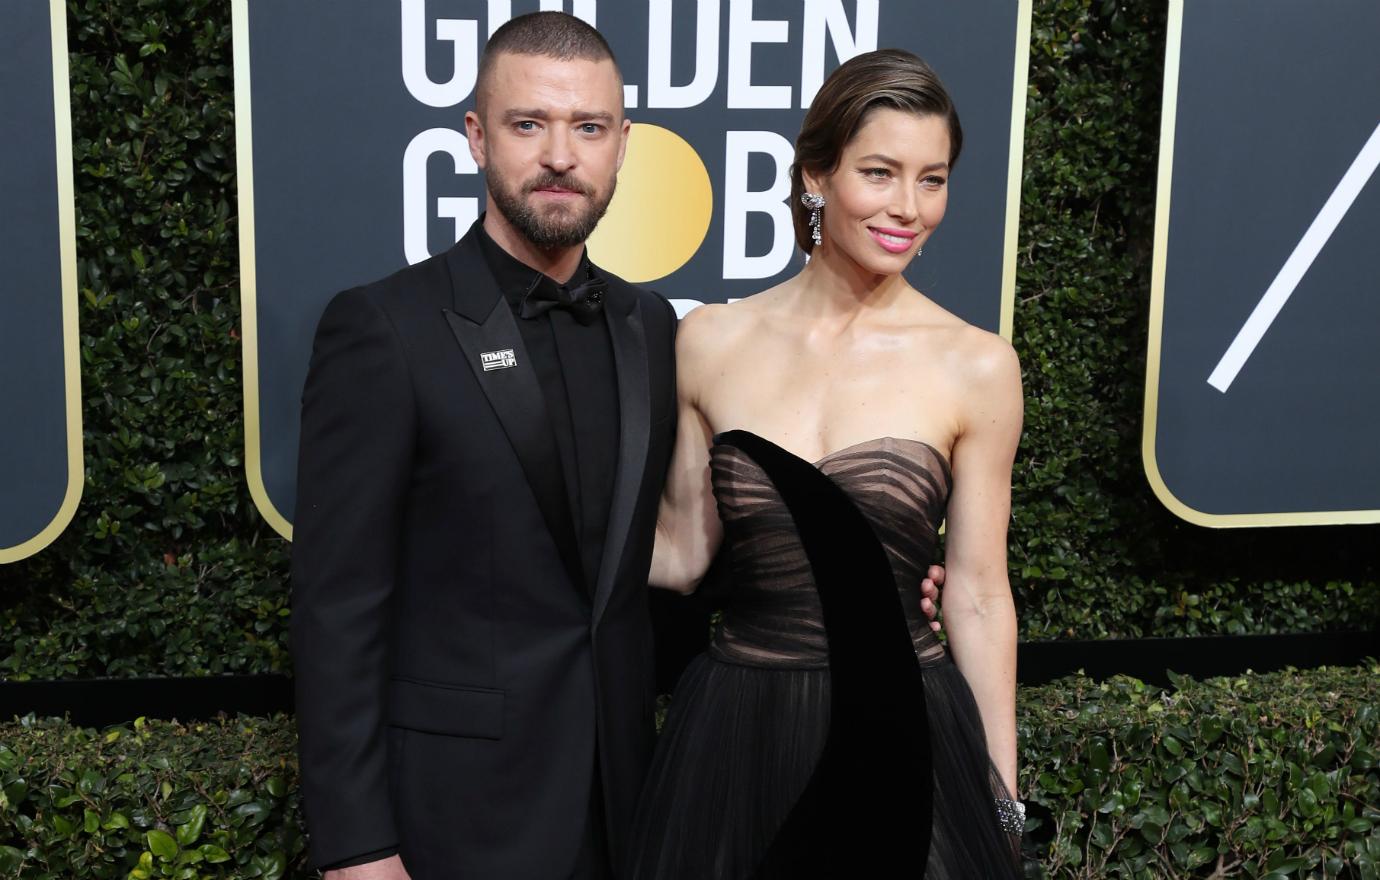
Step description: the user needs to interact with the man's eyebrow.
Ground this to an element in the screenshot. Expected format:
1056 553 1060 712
500 109 616 125
571 110 616 124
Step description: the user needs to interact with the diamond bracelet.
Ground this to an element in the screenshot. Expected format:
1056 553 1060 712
995 798 1026 836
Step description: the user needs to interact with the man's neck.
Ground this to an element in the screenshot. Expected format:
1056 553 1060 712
483 209 585 285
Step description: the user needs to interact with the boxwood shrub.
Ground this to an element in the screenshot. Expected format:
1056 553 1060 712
2 665 1376 878
0 714 302 879
1021 663 1380 877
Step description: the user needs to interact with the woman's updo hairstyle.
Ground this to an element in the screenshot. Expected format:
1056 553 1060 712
790 49 962 254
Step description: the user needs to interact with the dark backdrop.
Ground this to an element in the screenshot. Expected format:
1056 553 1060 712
0 0 1375 682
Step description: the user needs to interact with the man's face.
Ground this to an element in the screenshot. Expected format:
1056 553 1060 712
466 52 629 249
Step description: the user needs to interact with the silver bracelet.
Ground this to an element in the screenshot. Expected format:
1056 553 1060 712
995 798 1026 836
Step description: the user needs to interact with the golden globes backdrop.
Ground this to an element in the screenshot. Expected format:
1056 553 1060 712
1144 0 1380 527
0 0 81 563
232 0 1032 537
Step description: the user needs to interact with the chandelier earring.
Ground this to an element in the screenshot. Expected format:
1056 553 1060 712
800 192 826 246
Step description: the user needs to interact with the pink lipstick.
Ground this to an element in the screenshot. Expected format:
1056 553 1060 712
867 226 918 254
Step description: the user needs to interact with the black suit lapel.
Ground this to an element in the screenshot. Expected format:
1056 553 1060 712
592 282 652 623
442 234 585 594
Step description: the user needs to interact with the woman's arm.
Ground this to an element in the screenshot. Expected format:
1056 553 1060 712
648 306 726 593
938 333 1024 796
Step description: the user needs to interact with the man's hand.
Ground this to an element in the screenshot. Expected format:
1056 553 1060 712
920 563 945 633
324 855 411 880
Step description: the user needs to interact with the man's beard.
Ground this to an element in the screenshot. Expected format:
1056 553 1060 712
488 167 617 249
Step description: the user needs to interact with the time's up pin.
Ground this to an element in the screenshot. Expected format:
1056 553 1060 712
480 349 517 372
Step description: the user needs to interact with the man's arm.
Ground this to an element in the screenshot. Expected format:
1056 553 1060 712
292 288 415 870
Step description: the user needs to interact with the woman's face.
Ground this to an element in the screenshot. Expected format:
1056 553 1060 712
808 108 951 277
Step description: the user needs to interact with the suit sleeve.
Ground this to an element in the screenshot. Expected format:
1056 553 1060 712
291 287 416 869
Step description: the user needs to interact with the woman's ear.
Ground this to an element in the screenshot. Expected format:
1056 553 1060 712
802 167 827 198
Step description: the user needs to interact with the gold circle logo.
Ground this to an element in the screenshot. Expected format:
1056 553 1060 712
587 123 713 283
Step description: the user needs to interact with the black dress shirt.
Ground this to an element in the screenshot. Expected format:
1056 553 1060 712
477 222 619 594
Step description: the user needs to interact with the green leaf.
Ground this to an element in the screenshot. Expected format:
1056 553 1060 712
198 844 231 864
251 851 287 880
1088 738 1112 771
175 805 206 846
130 850 154 879
1199 716 1225 744
233 800 271 826
0 846 25 873
146 829 179 861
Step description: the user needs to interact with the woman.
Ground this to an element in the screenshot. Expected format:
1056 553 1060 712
627 50 1024 877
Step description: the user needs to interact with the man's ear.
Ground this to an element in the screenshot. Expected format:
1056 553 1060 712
615 116 632 173
465 109 487 170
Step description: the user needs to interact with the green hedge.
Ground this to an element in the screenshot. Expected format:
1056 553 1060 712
1021 664 1380 877
0 0 1376 679
0 714 303 879
2 665 1377 878
0 0 289 680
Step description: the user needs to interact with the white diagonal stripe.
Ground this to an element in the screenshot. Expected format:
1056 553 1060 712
1208 120 1380 393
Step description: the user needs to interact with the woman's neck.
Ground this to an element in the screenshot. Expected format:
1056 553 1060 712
789 243 910 319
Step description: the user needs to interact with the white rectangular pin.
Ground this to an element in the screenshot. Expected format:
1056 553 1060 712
480 349 517 372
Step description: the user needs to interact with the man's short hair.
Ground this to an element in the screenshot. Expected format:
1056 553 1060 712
475 12 622 119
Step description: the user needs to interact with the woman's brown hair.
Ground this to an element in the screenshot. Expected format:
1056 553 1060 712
790 49 962 254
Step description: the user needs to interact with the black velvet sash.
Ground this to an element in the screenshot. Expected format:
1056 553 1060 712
714 431 934 877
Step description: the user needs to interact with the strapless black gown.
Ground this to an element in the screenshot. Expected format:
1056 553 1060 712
626 430 1022 879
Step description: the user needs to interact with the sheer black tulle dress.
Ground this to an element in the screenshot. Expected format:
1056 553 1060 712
626 430 1022 879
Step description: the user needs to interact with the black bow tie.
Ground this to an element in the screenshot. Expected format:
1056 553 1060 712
519 271 607 326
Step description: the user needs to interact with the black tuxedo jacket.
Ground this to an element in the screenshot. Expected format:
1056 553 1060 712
291 226 677 878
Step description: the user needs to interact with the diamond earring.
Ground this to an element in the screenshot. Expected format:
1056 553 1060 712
800 192 826 246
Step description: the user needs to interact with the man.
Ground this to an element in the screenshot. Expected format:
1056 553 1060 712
292 12 943 879
292 13 672 878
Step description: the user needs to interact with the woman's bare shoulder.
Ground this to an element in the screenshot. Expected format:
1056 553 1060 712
676 298 767 365
952 323 1019 383
942 324 1023 439
904 295 1018 388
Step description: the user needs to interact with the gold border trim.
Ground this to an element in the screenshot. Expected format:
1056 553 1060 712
1141 0 1380 528
1000 0 1033 342
233 0 293 540
1 0 85 563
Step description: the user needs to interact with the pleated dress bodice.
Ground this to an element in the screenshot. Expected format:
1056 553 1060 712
709 436 953 670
